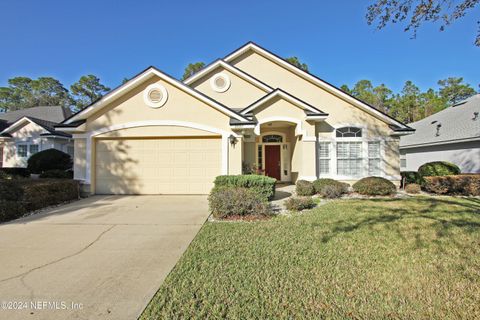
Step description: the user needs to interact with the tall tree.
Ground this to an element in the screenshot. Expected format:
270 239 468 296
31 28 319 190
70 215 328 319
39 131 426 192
342 80 394 113
390 81 421 123
419 88 448 118
366 0 480 46
437 77 477 104
31 77 72 107
181 62 205 81
70 75 110 110
285 57 309 72
372 84 394 113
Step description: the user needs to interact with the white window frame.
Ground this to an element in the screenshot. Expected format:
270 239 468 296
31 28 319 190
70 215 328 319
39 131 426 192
16 144 28 158
368 141 382 176
15 141 42 159
317 141 331 176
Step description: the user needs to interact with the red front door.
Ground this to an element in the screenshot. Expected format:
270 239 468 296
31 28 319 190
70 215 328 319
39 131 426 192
265 145 281 180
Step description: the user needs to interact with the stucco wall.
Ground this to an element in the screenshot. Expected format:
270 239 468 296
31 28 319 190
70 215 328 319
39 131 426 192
74 138 87 180
402 141 480 173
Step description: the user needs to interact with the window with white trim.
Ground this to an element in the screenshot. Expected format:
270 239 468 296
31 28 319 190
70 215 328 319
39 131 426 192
318 142 330 174
336 127 362 138
368 141 381 176
257 145 263 170
29 144 39 155
337 142 362 176
17 144 28 158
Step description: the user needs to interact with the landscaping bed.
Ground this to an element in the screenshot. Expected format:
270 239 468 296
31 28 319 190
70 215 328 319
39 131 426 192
142 197 480 319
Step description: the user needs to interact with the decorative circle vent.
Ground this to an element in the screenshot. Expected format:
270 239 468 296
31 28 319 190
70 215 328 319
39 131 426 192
144 83 168 108
210 73 231 93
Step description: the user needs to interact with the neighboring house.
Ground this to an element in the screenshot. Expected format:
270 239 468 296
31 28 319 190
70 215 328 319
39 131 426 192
0 106 74 168
57 42 413 195
400 94 480 173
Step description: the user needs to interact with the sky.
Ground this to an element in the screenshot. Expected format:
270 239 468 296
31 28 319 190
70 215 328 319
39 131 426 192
0 0 478 93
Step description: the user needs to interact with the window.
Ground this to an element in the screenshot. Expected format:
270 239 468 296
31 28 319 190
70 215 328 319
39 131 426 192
336 127 362 138
262 134 283 143
67 146 74 157
210 73 231 92
143 83 168 108
29 144 39 155
17 145 28 158
400 153 406 168
318 142 330 174
368 141 381 176
257 145 263 170
337 142 362 176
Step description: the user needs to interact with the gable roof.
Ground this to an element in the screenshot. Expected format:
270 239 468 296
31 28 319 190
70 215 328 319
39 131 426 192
0 106 71 125
62 66 250 126
224 42 413 132
184 59 273 92
1 116 72 138
241 88 328 116
400 94 480 148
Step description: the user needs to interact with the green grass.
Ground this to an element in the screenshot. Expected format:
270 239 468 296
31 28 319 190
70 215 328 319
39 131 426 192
141 197 480 319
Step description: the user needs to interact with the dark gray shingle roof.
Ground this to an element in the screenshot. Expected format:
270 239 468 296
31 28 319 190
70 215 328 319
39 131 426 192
0 106 71 125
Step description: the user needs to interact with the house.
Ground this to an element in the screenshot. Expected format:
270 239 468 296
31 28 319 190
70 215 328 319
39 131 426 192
400 94 480 173
56 42 413 195
0 106 74 168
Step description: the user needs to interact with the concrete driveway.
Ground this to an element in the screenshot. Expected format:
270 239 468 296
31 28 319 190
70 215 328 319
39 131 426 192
0 195 209 320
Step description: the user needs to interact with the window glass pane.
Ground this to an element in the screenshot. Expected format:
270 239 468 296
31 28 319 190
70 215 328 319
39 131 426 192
262 135 283 143
318 142 330 158
368 142 380 158
257 145 263 170
336 127 362 138
400 159 406 168
319 159 330 174
29 144 39 155
337 142 362 176
369 159 381 176
17 145 27 157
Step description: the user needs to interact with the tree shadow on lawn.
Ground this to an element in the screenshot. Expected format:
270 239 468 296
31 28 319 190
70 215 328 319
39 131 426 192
319 197 480 250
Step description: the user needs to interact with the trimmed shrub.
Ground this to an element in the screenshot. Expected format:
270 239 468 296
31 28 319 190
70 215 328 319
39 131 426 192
0 167 30 179
353 177 397 196
208 186 271 219
39 169 73 179
405 183 421 194
0 179 80 223
418 161 460 177
27 149 72 174
296 180 315 196
213 175 276 201
401 171 424 187
313 179 349 198
285 197 316 211
424 175 480 196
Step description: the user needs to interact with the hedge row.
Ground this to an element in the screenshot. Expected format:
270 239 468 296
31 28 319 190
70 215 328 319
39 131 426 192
424 175 480 196
208 186 271 218
0 167 30 178
213 175 276 201
0 179 80 223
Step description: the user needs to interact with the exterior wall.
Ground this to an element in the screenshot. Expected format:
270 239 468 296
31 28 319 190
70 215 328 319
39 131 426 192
190 67 268 110
74 139 87 180
401 141 480 173
96 126 219 138
1 122 73 168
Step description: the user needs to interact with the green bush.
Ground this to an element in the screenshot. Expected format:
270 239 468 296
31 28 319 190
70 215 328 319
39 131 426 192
208 186 271 219
401 171 424 187
39 169 73 179
0 179 79 223
27 149 72 174
313 179 349 198
213 175 276 201
0 167 30 179
418 161 460 177
296 180 315 196
353 177 397 196
285 197 316 211
405 183 421 194
424 175 480 196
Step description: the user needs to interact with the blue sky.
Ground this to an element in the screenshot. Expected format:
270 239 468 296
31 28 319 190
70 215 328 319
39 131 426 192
0 0 478 93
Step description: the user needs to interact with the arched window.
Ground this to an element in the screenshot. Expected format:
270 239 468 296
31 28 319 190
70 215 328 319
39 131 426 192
336 127 362 138
262 134 283 143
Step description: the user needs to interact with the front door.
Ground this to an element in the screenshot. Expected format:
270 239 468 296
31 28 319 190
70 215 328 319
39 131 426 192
265 145 281 180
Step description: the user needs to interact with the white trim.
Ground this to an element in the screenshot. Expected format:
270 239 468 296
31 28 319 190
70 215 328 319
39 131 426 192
210 72 231 93
143 83 168 108
225 43 409 129
184 60 272 92
254 116 304 136
241 89 324 115
81 120 235 185
64 67 249 124
303 136 317 142
0 117 47 135
305 115 328 121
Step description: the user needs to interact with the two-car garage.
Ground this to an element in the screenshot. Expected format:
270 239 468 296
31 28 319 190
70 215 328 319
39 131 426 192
94 137 222 195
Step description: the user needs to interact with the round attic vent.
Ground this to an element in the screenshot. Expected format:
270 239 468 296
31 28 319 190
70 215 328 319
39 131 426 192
210 73 231 93
144 84 168 108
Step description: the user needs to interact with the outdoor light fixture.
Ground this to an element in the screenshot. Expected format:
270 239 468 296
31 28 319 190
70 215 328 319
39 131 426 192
229 134 238 146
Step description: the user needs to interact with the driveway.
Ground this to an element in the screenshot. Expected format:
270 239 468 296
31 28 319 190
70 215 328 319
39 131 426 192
0 195 209 320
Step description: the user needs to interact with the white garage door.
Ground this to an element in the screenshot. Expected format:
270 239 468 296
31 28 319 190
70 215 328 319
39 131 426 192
95 137 221 194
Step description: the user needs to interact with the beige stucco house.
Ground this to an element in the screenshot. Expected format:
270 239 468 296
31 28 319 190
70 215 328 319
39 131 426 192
56 42 413 195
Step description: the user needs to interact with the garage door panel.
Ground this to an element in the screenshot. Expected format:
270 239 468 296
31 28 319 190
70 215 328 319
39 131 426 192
95 137 221 195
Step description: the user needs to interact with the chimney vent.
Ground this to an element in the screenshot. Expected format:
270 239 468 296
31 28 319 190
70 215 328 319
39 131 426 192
435 123 442 137
473 112 479 121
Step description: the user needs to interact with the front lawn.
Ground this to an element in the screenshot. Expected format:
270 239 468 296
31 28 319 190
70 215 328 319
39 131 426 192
142 197 480 319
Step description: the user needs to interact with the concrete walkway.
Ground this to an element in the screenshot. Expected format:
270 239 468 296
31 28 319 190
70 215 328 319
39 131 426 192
0 195 209 320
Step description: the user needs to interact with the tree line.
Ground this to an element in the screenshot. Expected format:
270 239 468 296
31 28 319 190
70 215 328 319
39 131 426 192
0 75 110 112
